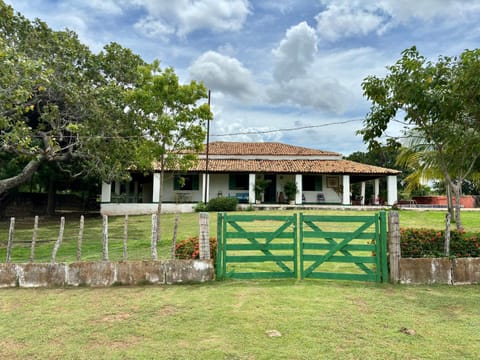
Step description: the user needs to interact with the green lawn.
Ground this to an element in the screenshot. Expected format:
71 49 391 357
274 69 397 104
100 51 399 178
1 280 480 359
1 210 480 359
1 209 479 262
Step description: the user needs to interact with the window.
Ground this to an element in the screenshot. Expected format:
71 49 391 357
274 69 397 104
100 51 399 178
174 174 199 190
302 175 323 191
229 173 249 190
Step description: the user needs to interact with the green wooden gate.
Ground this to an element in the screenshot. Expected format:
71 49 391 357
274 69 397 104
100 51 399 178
300 212 388 282
216 213 298 279
216 211 388 282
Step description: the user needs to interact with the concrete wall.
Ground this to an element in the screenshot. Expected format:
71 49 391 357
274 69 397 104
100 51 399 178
0 260 214 288
413 195 477 208
100 203 196 215
399 257 480 285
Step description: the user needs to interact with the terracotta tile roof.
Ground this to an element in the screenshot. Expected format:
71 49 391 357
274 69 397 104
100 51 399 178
184 159 400 175
202 142 341 157
158 142 400 176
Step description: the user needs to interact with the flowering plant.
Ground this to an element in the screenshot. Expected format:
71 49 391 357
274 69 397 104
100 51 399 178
400 228 480 258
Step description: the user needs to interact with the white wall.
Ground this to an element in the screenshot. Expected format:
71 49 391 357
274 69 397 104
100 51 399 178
301 175 342 203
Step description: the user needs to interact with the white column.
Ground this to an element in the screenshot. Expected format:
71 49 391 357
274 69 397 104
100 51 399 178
249 173 256 204
342 175 350 205
202 173 210 202
374 179 380 205
295 174 303 205
360 182 366 205
153 173 160 203
387 175 398 206
101 182 111 203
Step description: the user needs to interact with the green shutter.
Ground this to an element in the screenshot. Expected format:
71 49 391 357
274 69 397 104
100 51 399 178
192 174 199 190
315 176 323 191
174 176 181 190
229 174 235 190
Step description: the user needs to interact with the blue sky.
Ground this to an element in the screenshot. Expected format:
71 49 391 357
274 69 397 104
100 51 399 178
6 0 480 155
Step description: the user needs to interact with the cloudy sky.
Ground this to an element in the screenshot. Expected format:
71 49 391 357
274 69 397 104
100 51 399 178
6 0 480 155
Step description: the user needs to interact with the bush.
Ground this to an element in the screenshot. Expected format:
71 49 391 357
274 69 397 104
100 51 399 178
194 202 208 212
175 236 217 265
207 196 238 212
400 228 480 258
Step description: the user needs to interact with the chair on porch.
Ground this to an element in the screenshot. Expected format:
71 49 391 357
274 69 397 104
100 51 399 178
317 193 325 203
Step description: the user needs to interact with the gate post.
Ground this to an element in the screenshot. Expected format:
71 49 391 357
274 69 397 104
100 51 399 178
216 212 224 280
199 212 210 260
388 211 401 283
379 211 389 282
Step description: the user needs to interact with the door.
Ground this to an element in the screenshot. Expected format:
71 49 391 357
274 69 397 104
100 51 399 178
263 174 277 203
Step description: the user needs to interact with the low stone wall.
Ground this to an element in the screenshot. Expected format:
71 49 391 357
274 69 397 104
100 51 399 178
0 260 214 288
100 203 196 215
399 258 480 285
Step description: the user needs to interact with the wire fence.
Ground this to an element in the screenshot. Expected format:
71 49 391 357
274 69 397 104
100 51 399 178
0 214 172 263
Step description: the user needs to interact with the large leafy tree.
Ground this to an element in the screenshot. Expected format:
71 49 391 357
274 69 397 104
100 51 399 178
360 46 480 230
127 62 212 259
0 2 146 195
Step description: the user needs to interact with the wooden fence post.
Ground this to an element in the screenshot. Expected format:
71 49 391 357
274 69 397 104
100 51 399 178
199 212 210 260
30 216 39 262
51 217 65 263
102 215 109 261
388 211 401 283
6 217 15 263
151 214 158 260
123 215 128 261
77 215 84 261
171 214 179 259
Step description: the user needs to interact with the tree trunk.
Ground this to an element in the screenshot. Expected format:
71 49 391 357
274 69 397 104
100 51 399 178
444 212 451 257
0 159 43 195
452 183 464 231
446 183 454 221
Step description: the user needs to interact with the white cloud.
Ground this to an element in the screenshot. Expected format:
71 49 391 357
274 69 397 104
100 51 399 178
130 0 250 37
268 77 351 114
188 51 258 100
133 16 174 40
268 21 352 113
272 21 318 83
316 0 480 42
315 5 385 42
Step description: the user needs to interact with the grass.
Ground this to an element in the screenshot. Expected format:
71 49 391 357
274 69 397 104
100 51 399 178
1 280 480 359
1 209 479 263
1 210 480 358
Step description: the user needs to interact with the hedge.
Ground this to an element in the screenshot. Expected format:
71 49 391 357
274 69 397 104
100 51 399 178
400 228 480 258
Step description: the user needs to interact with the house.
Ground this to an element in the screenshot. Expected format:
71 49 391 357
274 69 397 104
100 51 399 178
100 142 400 215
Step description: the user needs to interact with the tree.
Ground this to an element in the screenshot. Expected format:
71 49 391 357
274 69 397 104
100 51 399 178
360 46 480 231
127 63 212 259
0 2 146 195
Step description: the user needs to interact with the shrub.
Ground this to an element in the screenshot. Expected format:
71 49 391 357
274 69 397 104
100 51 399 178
175 236 217 265
207 196 238 212
194 202 208 212
400 228 480 258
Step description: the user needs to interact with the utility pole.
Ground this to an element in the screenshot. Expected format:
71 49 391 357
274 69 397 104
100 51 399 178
204 90 211 204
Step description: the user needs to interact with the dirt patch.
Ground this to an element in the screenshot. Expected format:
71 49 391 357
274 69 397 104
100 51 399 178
100 313 131 322
0 339 28 358
157 304 177 316
87 335 143 352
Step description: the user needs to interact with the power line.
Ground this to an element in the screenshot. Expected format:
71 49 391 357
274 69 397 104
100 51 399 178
13 119 365 140
210 118 363 137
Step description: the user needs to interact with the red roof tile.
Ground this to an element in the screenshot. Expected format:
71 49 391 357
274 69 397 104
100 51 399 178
202 142 340 157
